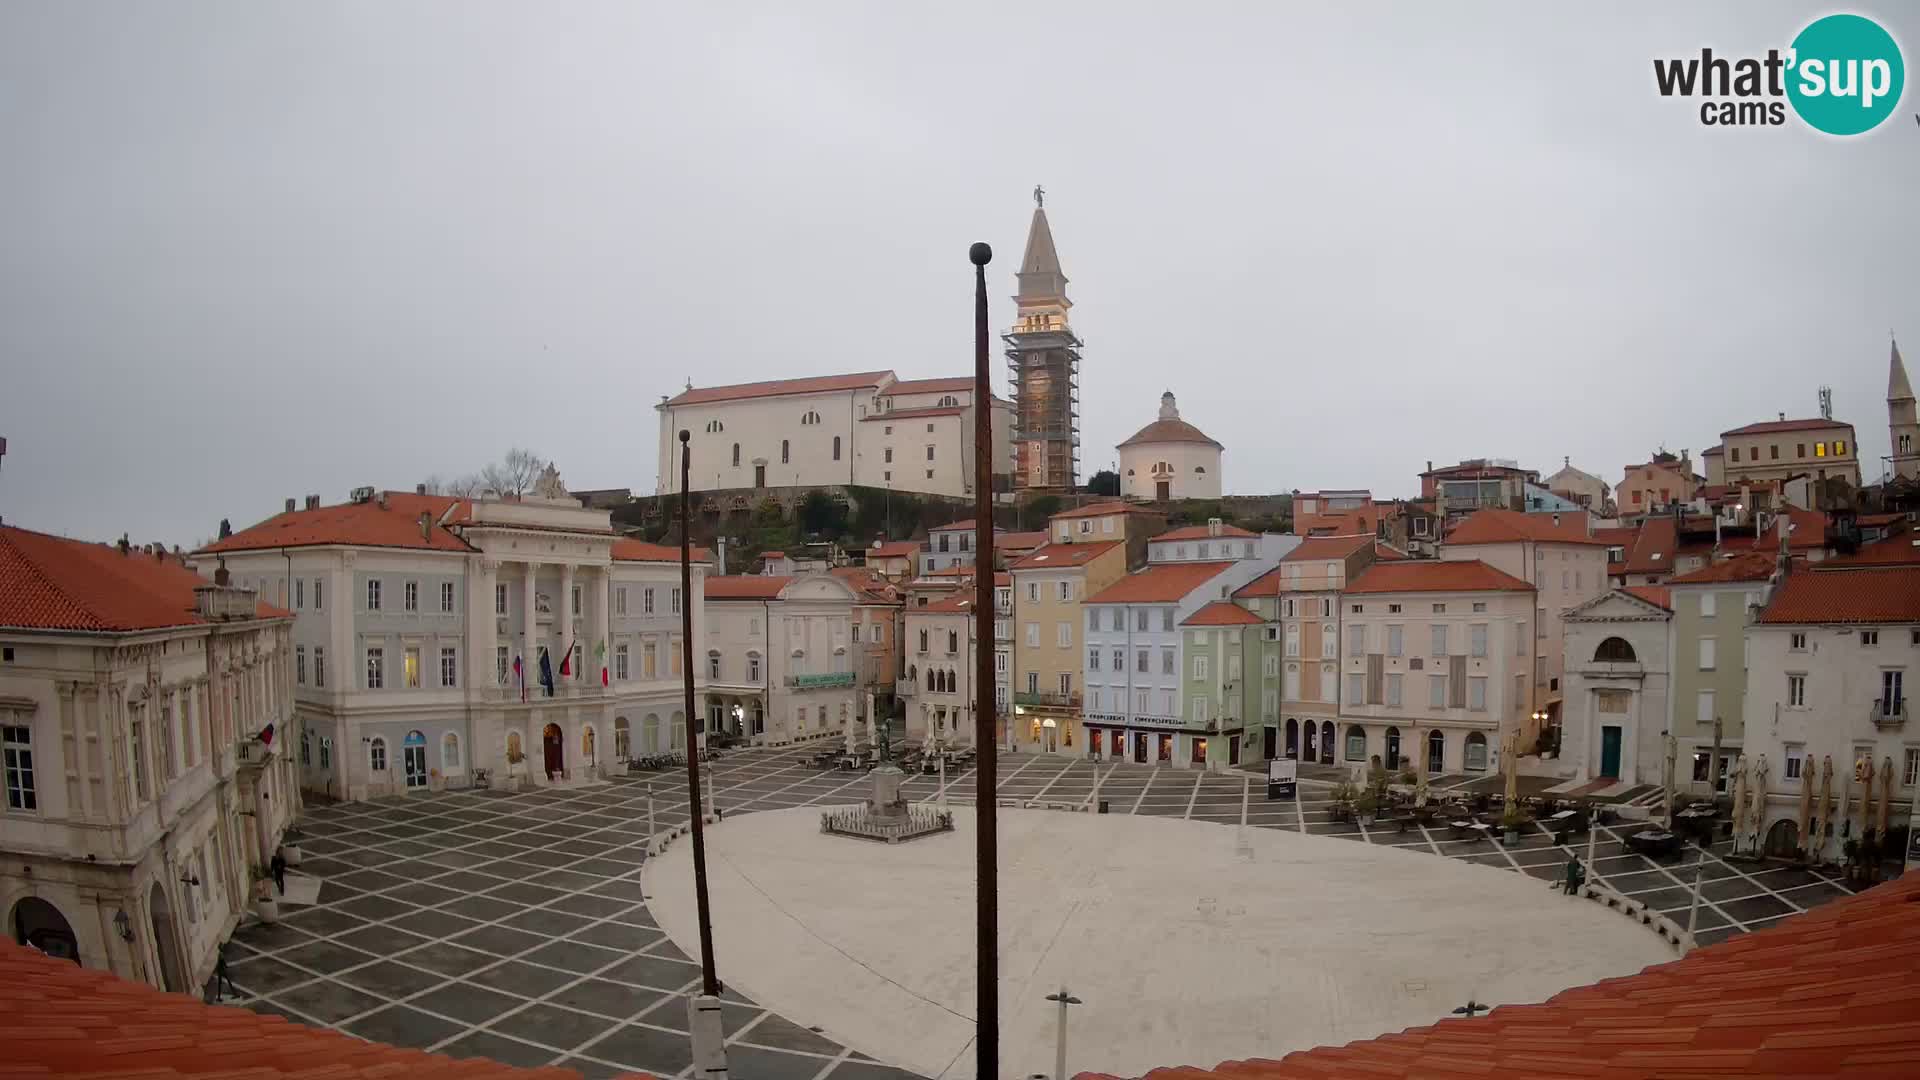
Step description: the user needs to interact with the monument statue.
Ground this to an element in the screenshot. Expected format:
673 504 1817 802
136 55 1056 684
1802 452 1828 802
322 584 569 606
533 461 569 499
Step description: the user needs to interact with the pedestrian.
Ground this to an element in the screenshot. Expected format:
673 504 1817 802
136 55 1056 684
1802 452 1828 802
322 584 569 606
214 944 236 1000
269 849 287 896
1564 854 1586 897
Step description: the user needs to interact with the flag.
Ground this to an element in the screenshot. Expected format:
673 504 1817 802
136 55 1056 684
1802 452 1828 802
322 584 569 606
257 723 275 746
513 654 525 702
538 648 555 697
559 637 575 678
596 639 608 687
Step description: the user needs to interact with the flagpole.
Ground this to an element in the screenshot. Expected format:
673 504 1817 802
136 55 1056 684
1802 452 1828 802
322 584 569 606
968 239 998 1080
678 429 721 996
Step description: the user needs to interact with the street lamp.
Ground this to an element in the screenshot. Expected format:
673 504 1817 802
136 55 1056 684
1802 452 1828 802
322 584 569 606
1044 986 1083 1080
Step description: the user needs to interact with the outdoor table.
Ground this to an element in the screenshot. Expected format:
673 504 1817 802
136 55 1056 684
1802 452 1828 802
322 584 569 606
1626 828 1682 858
1548 809 1577 822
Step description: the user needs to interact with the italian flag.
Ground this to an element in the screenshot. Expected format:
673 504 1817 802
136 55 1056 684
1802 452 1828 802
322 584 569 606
596 639 609 686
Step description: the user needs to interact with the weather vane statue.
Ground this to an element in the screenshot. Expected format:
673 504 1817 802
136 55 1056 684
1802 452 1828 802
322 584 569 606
1033 184 1045 208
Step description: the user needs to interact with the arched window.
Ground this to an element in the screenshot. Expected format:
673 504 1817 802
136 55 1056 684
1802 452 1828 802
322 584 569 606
782 440 790 464
1426 729 1446 772
1594 637 1637 663
907 664 917 683
1284 718 1298 758
442 732 462 770
732 443 741 467
1320 721 1336 764
1464 731 1488 771
708 650 722 679
926 667 936 691
614 717 630 760
919 629 929 652
833 435 842 461
506 731 522 761
1384 726 1402 770
706 420 724 433
947 630 959 653
582 725 596 763
1195 466 1206 474
1345 725 1367 762
746 651 762 682
369 736 387 772
301 729 312 766
938 395 958 407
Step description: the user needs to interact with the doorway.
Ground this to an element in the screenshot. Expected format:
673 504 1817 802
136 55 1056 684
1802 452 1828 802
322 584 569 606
148 882 184 993
1155 480 1170 501
1262 726 1276 760
1228 734 1241 766
402 730 428 790
1042 719 1058 753
1156 733 1173 762
1285 718 1298 759
10 897 78 963
1385 727 1402 771
1133 733 1148 763
1110 730 1124 759
542 723 564 779
1426 729 1445 774
1322 722 1337 766
754 464 766 488
1302 721 1316 763
1600 725 1623 779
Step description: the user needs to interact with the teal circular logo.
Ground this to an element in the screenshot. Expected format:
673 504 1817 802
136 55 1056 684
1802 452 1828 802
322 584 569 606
1786 14 1905 135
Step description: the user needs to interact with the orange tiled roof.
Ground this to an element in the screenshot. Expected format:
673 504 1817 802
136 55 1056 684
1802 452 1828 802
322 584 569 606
662 370 892 407
1117 417 1221 449
704 575 792 600
1821 530 1920 568
830 566 904 603
1621 515 1679 575
1443 508 1606 546
862 405 965 421
199 492 478 555
1011 540 1123 570
1082 871 1920 1080
0 937 596 1080
931 519 1000 533
1278 533 1375 563
1722 416 1853 436
1622 584 1672 610
1346 559 1533 595
1 526 287 631
1048 500 1164 521
1150 524 1257 543
999 530 1049 550
1231 566 1284 599
1758 565 1920 624
1667 551 1779 585
919 592 979 614
1085 561 1235 604
1181 600 1263 626
885 376 973 395
1372 543 1409 561
867 540 922 559
609 538 713 564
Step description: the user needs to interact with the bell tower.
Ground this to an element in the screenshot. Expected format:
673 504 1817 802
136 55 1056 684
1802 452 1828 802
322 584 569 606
1003 187 1081 492
1891 337 1917 481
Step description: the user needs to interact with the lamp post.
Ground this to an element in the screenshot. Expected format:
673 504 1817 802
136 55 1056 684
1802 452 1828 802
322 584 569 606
677 429 728 1080
969 239 1000 1080
1045 986 1082 1080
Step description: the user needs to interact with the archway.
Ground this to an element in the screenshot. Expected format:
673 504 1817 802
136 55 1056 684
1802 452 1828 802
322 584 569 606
1320 722 1336 765
148 882 184 993
1299 719 1315 763
1384 727 1402 771
1764 818 1801 859
10 896 77 963
581 725 597 768
643 714 661 754
1464 731 1489 771
542 723 563 779
614 717 630 762
1284 718 1298 759
1344 725 1366 764
402 730 427 789
1594 637 1637 663
1427 729 1446 774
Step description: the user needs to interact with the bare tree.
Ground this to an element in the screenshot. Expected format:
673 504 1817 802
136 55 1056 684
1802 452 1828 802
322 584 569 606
422 473 488 498
481 448 543 498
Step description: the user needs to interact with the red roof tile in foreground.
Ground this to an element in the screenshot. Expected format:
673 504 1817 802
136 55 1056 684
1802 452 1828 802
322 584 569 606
1181 600 1263 626
1443 507 1606 546
1011 540 1124 570
1666 551 1779 585
1623 585 1672 610
1 526 287 631
1721 416 1853 436
1346 560 1533 595
919 592 979 614
1077 872 1920 1080
1086 561 1235 604
1621 515 1679 575
662 370 892 407
200 492 478 554
1150 524 1258 543
0 937 600 1080
704 575 792 600
1759 565 1920 624
1278 533 1375 563
1049 500 1164 521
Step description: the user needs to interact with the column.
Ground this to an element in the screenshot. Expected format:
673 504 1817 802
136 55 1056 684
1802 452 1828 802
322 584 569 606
598 568 613 691
559 564 576 687
478 557 499 691
522 561 539 695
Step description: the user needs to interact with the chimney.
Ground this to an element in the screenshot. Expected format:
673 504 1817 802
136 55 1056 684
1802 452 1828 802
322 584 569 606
416 483 427 495
717 537 728 576
306 494 320 510
418 512 432 540
377 492 389 510
285 497 296 513
1778 411 1786 422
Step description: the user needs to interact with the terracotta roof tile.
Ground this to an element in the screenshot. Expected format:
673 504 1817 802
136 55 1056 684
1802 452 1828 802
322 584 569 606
1 525 287 631
1346 560 1533 595
866 541 922 559
1118 417 1221 449
704 575 792 600
1150 524 1258 543
662 370 892 407
1181 600 1263 626
920 592 979 614
1372 543 1409 561
1278 533 1375 563
861 406 965 421
1086 561 1236 604
1231 567 1284 599
1049 500 1165 521
930 520 997 532
885 376 973 395
1011 540 1124 570
1665 552 1777 585
610 538 713 564
1758 566 1920 624
200 493 477 555
1621 516 1678 575
1443 508 1606 546
1622 585 1672 610
1819 529 1920 568
1721 417 1853 436
1000 530 1049 550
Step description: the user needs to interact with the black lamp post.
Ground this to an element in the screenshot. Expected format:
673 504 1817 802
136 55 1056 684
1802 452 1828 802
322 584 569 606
969 239 999 1080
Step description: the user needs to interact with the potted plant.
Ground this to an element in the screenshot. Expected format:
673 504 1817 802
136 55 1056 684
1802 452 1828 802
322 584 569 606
505 745 526 792
250 866 279 924
1500 804 1532 846
279 826 304 868
1355 787 1380 826
429 767 443 793
1329 779 1356 823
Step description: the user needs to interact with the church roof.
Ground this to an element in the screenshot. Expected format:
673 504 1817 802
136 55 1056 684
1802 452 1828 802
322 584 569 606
1015 206 1069 304
1891 338 1914 403
661 370 894 408
1119 417 1222 449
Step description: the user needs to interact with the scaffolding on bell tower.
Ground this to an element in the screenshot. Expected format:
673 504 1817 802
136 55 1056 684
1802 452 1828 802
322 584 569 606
1003 191 1081 493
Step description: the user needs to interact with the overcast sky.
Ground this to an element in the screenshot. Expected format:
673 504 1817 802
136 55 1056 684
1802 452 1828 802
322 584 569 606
2 2 1915 546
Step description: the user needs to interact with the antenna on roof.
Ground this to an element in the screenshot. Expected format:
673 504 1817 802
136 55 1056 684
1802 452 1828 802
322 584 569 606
1818 386 1833 420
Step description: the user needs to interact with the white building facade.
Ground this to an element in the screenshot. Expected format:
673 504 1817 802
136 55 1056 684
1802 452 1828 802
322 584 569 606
655 371 1013 500
703 573 859 746
902 592 982 746
1117 392 1223 502
1560 589 1673 787
195 483 706 801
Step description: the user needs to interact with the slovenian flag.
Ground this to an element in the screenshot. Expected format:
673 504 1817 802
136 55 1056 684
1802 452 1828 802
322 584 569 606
558 637 576 679
596 640 608 686
257 722 275 746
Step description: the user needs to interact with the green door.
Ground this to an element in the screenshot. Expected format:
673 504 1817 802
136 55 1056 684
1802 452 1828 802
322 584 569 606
1600 726 1623 780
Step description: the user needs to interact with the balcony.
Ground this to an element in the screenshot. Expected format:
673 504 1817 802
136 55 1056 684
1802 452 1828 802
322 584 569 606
1014 690 1081 709
787 671 856 689
235 734 277 770
1871 698 1907 731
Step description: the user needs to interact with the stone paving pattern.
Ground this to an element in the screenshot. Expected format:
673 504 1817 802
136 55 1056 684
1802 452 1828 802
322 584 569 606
228 746 1866 1079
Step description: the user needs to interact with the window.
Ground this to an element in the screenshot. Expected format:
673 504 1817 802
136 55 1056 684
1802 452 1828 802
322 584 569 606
404 581 418 612
833 436 841 460
1516 622 1527 654
496 583 508 615
781 440 790 464
1731 447 1741 462
643 587 656 614
404 646 421 688
295 645 307 685
1468 676 1487 711
671 587 682 614
616 643 631 680
1161 648 1174 674
1059 672 1072 695
1696 689 1715 726
1026 671 1039 694
1285 623 1300 657
496 645 509 685
1431 603 1446 614
950 630 961 654
1263 655 1278 678
1470 624 1488 658
1351 604 1363 614
1386 673 1403 707
1112 647 1124 671
440 582 455 613
1770 443 1779 460
1787 673 1806 708
314 578 324 610
1903 747 1920 787
440 647 457 687
366 647 385 689
3 724 35 811
1700 592 1716 618
319 737 331 768
366 578 382 611
1136 609 1150 631
1193 656 1209 680
1283 664 1300 699
571 585 582 616
1345 672 1365 703
1087 609 1099 634
1387 625 1403 657
1431 625 1447 655
614 586 628 616
1784 744 1804 780
1027 582 1039 602
926 445 935 461
1388 603 1403 614
1861 630 1880 646
1157 608 1173 632
1108 609 1123 632
1464 732 1488 771
1322 626 1337 659
1088 648 1101 672
708 651 722 679
443 732 462 770
314 646 326 688
1020 622 1038 647
1348 624 1366 655
851 624 861 644
1057 581 1071 601
1190 697 1209 725
1699 637 1717 670
369 737 387 772
1428 675 1446 708
294 578 304 608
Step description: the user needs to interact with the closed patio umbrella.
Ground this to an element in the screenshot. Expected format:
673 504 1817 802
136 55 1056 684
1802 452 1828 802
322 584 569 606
1502 729 1519 814
1749 755 1770 853
1860 756 1878 841
1814 756 1835 860
1878 756 1895 839
1795 759 1813 859
1728 756 1748 854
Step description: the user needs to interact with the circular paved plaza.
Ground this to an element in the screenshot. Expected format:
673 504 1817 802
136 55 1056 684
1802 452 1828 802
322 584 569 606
228 746 1869 1079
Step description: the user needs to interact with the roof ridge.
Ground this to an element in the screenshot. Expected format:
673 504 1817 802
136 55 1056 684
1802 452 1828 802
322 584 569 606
0 527 113 631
